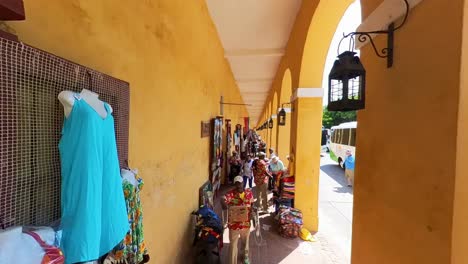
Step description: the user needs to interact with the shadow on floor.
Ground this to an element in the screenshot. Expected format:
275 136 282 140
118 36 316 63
333 186 352 194
319 164 353 194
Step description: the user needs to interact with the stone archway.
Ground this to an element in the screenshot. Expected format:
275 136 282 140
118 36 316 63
291 0 355 231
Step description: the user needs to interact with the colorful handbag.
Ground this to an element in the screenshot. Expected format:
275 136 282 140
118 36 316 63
24 231 65 264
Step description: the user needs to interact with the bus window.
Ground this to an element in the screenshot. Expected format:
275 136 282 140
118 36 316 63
341 128 350 145
350 128 356 146
334 129 341 144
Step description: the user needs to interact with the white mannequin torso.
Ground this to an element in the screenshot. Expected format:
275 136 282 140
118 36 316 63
58 89 112 118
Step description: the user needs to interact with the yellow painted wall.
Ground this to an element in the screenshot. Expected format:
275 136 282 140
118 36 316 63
276 111 291 161
256 0 322 127
6 1 247 263
291 97 323 230
352 0 463 263
452 0 468 263
270 92 278 153
276 69 292 161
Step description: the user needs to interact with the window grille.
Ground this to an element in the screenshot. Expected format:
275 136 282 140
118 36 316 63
0 35 130 228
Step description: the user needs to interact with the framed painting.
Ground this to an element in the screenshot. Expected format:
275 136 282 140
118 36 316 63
201 121 210 138
210 117 223 197
199 181 214 209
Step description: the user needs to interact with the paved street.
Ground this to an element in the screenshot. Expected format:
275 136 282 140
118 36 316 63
317 154 354 263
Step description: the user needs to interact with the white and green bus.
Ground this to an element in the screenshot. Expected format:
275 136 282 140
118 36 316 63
329 122 356 168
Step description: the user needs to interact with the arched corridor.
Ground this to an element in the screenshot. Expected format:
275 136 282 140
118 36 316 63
2 0 468 263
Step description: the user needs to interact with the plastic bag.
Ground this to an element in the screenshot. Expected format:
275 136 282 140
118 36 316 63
24 231 64 264
0 226 44 264
23 226 56 246
299 228 316 242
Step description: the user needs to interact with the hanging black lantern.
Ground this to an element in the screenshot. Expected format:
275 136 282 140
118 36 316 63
328 51 366 112
278 108 286 126
268 118 273 129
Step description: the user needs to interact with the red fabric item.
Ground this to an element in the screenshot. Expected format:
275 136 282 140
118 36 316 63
282 175 295 183
223 189 254 230
24 231 65 264
253 159 269 186
275 171 283 189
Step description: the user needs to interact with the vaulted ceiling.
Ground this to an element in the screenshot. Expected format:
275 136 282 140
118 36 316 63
206 0 302 123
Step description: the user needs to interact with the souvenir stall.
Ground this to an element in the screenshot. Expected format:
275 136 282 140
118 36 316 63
210 117 223 198
274 170 300 239
246 129 257 157
233 124 242 153
233 124 244 160
224 119 232 184
198 181 214 209
243 117 250 137
242 122 249 159
0 32 149 263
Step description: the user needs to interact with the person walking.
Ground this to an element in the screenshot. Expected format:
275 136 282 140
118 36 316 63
229 151 242 184
221 176 254 264
344 150 355 187
253 152 271 213
242 155 254 189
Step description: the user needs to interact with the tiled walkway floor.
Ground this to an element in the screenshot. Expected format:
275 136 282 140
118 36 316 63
217 154 353 264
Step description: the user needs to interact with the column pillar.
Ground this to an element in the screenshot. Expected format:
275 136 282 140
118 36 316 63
289 88 323 231
269 114 277 154
276 108 291 161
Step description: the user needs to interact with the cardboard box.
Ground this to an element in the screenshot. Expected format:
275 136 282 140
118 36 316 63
228 206 249 223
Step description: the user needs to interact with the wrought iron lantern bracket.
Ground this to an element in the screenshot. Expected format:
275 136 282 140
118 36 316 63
339 0 409 68
278 102 292 126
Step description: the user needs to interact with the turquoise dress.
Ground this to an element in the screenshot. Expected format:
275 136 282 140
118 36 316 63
59 94 129 264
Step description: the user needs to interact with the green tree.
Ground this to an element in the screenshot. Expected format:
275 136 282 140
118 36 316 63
322 106 356 128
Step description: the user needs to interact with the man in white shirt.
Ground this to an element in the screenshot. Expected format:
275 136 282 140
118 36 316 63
268 148 277 160
269 156 285 190
242 154 254 188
